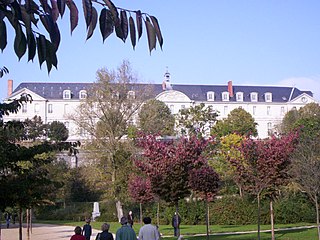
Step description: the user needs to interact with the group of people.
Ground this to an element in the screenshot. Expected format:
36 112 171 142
70 212 181 240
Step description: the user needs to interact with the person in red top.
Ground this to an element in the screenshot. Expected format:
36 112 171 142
70 226 86 240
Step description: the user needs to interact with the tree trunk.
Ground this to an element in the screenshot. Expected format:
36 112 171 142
139 202 143 226
30 209 32 234
270 200 275 240
19 208 23 240
157 202 160 227
257 193 261 240
206 201 209 240
175 203 180 238
27 209 30 238
316 195 320 240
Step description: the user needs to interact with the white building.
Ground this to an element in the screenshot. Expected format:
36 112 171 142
3 72 317 140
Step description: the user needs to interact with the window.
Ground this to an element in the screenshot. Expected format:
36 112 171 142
65 122 69 129
79 90 87 99
34 103 40 114
63 90 71 99
64 104 69 114
265 92 272 102
223 106 228 115
236 92 243 102
250 92 258 102
267 122 273 136
222 92 229 101
281 106 285 115
253 106 256 115
48 104 53 113
127 91 135 99
267 106 271 115
207 91 215 101
22 103 27 113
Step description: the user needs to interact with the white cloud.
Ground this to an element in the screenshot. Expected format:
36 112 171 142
277 76 320 101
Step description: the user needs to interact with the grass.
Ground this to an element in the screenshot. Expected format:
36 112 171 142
37 220 318 239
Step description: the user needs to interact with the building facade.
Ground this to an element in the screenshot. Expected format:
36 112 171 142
3 72 317 140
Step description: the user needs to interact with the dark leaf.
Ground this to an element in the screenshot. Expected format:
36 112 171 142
57 0 66 17
129 16 136 50
103 0 118 19
40 0 52 15
30 13 39 27
86 6 97 40
120 10 128 42
25 0 40 14
150 16 163 50
11 1 23 21
66 0 79 34
50 22 60 51
14 24 27 60
82 0 92 29
21 6 32 31
0 20 7 51
135 10 142 40
114 19 123 42
45 39 57 73
50 0 59 21
99 8 114 42
145 17 156 53
36 35 47 68
27 32 36 61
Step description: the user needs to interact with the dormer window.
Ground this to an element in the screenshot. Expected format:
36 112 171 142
79 90 87 99
265 92 272 102
222 91 229 101
236 92 243 102
128 90 135 99
250 92 258 102
207 91 215 101
63 90 71 99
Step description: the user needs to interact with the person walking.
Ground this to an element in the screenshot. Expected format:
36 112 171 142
127 211 134 227
70 226 86 240
171 212 181 237
115 217 136 240
5 212 10 229
82 218 92 240
138 217 160 240
95 223 114 240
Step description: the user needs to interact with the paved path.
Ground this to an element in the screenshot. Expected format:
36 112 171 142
0 224 100 240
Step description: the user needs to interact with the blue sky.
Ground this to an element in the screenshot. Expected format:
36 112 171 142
1 1 320 101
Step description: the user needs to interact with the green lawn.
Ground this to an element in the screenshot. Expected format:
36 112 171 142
38 220 318 239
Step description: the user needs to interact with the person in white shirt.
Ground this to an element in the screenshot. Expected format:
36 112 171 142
138 217 160 240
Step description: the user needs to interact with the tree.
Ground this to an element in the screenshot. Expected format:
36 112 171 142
211 107 258 137
24 116 46 141
0 0 163 73
138 99 175 136
229 133 298 240
70 60 152 220
176 103 218 137
189 166 220 240
46 120 69 142
134 134 211 237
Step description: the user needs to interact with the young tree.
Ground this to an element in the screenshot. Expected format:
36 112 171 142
1 1 163 73
189 166 220 240
46 121 69 142
134 134 211 237
138 99 175 136
70 60 152 220
211 107 258 137
176 103 218 137
229 133 298 240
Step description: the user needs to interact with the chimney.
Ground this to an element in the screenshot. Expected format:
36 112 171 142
8 79 13 97
228 80 234 97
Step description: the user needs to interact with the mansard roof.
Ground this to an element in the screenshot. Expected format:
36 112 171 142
12 82 313 103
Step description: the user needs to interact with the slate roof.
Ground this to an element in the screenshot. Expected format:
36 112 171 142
13 82 313 103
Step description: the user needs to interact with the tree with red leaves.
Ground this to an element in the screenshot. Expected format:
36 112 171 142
134 134 211 237
229 132 298 240
189 166 220 240
128 174 154 224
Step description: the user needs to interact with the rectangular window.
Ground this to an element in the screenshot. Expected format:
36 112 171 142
64 104 69 114
48 104 53 113
22 103 27 113
253 106 256 115
267 106 271 115
34 103 40 114
224 106 228 115
281 106 285 115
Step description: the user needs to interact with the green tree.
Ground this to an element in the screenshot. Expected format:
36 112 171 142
211 107 258 137
46 121 69 142
24 116 46 141
70 60 151 220
0 1 163 73
176 103 218 137
138 99 175 136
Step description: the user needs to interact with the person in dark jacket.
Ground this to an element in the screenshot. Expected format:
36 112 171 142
82 219 92 240
96 223 114 240
171 212 181 237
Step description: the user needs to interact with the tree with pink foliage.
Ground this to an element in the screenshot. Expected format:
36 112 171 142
229 132 298 240
128 174 154 224
189 165 220 240
134 134 212 237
